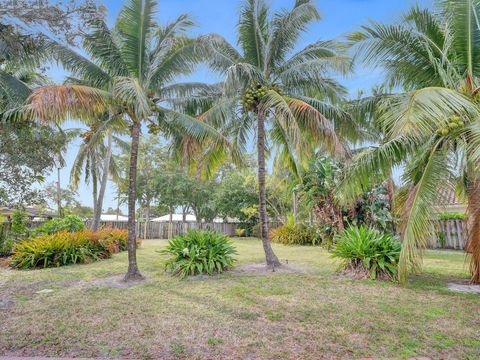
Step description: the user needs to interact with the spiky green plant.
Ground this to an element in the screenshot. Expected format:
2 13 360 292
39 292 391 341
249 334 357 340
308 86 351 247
160 230 237 278
332 226 401 280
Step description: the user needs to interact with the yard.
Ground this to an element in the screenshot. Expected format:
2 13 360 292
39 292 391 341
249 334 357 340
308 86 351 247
1 239 479 359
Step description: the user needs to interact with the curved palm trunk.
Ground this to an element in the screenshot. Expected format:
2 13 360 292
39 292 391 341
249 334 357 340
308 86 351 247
257 112 280 267
467 180 480 284
125 119 144 281
92 131 112 231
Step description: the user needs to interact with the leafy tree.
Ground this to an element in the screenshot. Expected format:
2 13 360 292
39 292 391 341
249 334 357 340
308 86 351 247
70 117 124 230
341 0 480 283
214 171 258 223
16 0 231 281
43 182 80 214
199 0 350 266
186 179 218 223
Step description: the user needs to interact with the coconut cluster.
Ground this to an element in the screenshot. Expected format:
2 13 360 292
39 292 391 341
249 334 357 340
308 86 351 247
240 83 281 112
436 115 464 136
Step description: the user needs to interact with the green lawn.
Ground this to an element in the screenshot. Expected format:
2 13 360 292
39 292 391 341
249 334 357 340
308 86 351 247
1 239 479 359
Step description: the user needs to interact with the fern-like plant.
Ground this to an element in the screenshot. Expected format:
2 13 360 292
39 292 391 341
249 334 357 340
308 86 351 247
332 226 401 280
160 230 237 278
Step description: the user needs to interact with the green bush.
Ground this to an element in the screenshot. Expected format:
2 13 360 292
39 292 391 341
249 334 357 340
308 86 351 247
35 215 85 235
11 210 29 235
0 221 14 256
437 212 466 220
9 228 131 269
234 228 246 237
160 230 237 278
270 224 321 245
331 226 401 280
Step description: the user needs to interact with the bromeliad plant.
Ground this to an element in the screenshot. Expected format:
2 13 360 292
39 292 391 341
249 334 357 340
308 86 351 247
332 226 401 280
160 230 237 278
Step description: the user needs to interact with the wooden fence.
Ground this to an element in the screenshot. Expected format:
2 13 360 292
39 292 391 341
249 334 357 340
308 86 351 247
83 220 239 239
6 219 469 248
429 219 467 250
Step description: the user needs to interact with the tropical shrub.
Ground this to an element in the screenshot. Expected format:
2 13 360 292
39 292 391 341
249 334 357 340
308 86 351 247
160 230 237 278
234 228 246 237
11 210 29 236
251 223 261 238
35 215 85 235
332 226 401 280
270 224 321 246
0 221 14 257
9 228 132 269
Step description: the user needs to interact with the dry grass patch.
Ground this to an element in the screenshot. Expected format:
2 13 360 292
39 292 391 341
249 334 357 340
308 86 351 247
0 239 479 359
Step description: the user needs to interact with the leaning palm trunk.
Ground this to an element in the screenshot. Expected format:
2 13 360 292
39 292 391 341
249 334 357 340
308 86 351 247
125 120 143 281
92 131 112 231
467 180 480 284
257 112 280 267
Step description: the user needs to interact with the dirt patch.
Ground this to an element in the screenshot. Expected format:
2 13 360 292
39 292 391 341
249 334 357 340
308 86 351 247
0 257 10 269
447 283 480 294
87 274 147 289
0 298 14 310
233 263 308 275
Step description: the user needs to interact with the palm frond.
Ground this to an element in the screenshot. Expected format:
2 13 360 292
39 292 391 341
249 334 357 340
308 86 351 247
117 0 157 79
265 0 320 72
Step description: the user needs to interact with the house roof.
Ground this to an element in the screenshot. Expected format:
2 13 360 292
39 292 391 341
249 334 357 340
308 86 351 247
100 214 128 222
150 214 239 223
0 207 58 218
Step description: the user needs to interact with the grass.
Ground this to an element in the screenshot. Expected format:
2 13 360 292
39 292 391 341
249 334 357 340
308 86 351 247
1 238 479 359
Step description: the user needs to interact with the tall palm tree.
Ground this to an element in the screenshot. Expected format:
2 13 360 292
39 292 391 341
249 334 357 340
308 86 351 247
198 0 351 266
70 116 125 230
339 1 480 283
11 0 232 281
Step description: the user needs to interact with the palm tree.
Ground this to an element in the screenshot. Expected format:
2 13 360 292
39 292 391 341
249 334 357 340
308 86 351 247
198 0 351 267
339 1 480 283
70 116 125 230
12 0 232 281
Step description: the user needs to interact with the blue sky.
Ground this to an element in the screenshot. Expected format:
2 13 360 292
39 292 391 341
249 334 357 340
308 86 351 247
45 0 433 212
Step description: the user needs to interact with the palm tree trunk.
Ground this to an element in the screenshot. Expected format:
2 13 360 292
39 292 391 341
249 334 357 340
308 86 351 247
144 203 150 240
56 166 62 217
168 207 173 239
91 169 98 229
257 111 280 267
467 180 480 284
125 119 144 281
93 131 112 231
293 190 298 224
387 171 396 233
